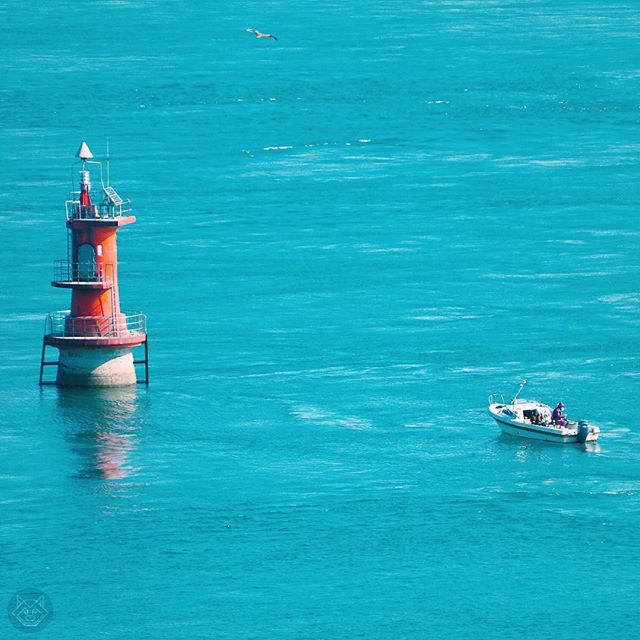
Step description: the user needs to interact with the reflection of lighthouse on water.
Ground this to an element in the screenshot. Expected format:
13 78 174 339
57 387 143 481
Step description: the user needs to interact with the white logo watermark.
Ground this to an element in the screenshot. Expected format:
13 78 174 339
7 589 53 633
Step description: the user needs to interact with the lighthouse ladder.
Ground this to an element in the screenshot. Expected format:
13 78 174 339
133 336 149 384
38 339 59 386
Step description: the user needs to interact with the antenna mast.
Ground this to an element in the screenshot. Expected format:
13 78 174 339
511 379 527 404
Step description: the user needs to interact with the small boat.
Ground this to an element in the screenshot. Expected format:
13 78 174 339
488 380 600 444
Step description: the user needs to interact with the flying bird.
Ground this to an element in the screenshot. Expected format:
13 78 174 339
246 28 278 41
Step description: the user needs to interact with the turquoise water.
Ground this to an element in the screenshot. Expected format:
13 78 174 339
1 1 639 637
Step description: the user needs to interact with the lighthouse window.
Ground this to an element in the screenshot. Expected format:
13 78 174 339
77 243 97 281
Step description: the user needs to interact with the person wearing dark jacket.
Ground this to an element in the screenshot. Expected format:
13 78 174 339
551 402 568 426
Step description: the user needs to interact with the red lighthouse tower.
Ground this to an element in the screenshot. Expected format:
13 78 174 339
40 142 148 387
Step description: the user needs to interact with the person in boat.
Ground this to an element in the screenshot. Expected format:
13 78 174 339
531 409 542 425
551 402 568 426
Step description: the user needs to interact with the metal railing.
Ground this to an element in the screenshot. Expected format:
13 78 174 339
53 260 114 284
45 311 146 338
65 197 132 220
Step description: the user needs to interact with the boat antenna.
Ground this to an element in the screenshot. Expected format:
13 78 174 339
511 379 526 404
106 139 110 186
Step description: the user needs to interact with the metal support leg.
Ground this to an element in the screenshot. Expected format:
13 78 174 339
144 337 149 385
38 340 46 386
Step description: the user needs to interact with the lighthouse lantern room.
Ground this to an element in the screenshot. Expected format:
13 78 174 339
40 142 148 387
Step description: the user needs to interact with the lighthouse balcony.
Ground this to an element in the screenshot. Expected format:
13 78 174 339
65 196 132 221
44 311 147 348
51 260 114 289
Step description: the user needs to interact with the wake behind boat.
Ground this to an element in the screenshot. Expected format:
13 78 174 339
488 380 599 444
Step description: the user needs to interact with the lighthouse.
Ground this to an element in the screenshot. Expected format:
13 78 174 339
40 142 148 387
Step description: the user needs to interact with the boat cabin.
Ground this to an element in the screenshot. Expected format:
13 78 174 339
512 400 552 424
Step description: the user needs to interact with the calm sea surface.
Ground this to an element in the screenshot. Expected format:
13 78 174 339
1 1 639 638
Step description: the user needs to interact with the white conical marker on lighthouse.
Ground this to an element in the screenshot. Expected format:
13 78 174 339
76 140 94 161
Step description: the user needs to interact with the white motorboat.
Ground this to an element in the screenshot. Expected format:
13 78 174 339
488 380 600 444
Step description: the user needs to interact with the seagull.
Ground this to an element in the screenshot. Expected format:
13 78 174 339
246 28 278 41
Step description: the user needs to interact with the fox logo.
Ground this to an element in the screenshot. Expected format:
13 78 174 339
8 590 53 631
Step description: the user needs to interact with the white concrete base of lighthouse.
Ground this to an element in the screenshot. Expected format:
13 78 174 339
57 348 137 387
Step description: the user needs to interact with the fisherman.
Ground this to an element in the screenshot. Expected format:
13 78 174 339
551 402 568 426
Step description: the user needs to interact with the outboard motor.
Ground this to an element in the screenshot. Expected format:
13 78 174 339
577 420 589 443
